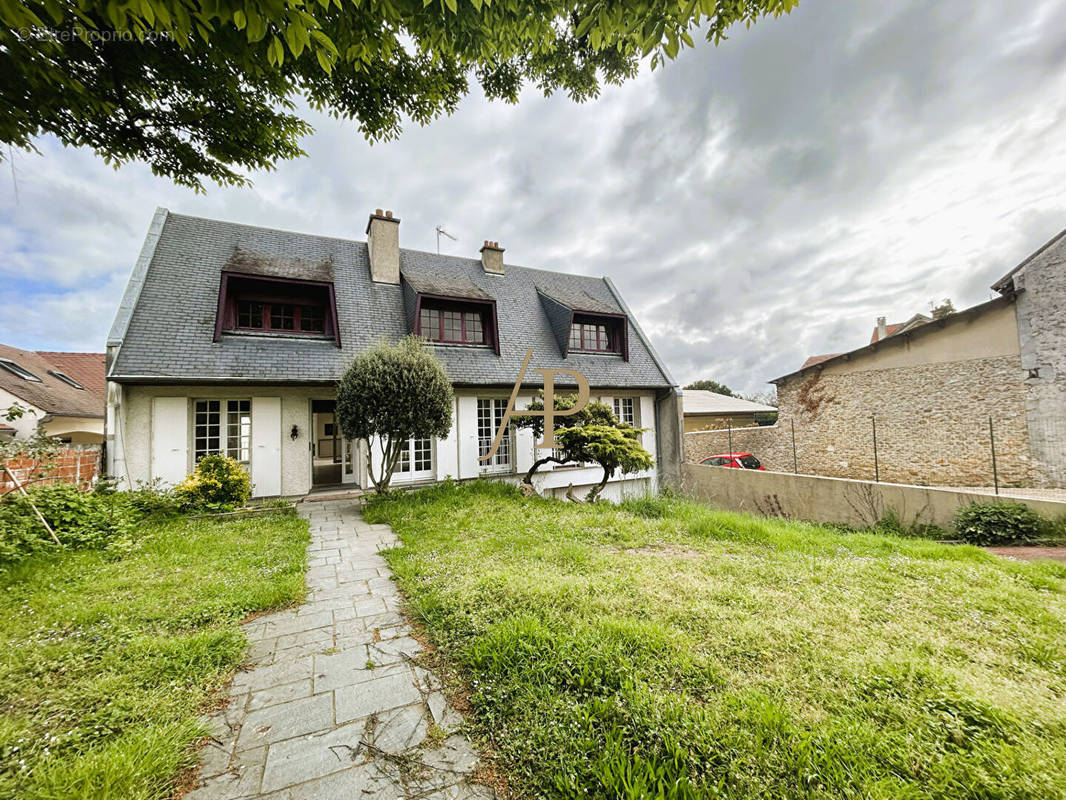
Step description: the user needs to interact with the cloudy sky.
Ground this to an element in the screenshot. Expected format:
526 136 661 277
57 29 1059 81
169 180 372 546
2 0 1066 396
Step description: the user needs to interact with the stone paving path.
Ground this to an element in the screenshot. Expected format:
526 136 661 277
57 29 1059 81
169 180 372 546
186 500 492 800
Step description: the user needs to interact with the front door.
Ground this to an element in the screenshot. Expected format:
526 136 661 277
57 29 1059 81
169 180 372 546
311 399 360 488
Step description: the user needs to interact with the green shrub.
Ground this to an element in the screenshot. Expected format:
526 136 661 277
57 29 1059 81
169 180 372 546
0 483 135 563
953 501 1044 545
172 455 252 512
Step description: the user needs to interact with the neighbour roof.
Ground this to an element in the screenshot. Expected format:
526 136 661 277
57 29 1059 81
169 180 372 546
109 211 674 389
0 344 105 418
869 313 931 344
682 390 776 415
800 353 841 370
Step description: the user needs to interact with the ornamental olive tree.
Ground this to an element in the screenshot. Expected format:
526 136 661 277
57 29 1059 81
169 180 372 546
512 391 652 501
556 423 652 502
336 337 452 494
512 391 616 484
1 0 796 189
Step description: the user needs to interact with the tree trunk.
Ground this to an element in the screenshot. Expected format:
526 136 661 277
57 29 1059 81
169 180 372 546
585 464 613 503
523 455 572 485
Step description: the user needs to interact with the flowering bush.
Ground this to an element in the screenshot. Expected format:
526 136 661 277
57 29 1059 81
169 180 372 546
173 455 252 512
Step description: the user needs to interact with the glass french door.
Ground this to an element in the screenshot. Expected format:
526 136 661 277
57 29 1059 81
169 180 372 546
393 437 434 482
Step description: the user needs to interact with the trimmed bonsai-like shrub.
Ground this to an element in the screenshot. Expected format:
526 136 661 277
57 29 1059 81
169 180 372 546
336 337 453 494
173 455 252 512
953 501 1043 546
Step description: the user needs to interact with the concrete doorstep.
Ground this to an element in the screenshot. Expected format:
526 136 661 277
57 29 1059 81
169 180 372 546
185 500 493 800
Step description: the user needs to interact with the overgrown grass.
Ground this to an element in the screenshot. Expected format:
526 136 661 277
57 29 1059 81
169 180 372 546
0 512 309 800
366 481 1066 800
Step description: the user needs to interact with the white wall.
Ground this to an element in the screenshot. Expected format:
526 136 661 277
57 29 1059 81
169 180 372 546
112 384 328 497
0 387 44 439
110 384 660 499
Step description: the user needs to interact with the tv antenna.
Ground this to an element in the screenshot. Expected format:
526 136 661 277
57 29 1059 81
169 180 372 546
435 224 457 254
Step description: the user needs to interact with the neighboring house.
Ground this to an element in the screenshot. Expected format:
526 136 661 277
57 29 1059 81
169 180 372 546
868 313 932 344
686 228 1066 488
682 390 776 432
105 209 683 500
0 344 106 443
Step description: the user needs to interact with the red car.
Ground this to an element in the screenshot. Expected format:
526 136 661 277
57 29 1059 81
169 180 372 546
700 452 765 470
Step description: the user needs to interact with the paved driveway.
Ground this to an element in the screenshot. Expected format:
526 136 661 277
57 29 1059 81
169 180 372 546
186 500 492 800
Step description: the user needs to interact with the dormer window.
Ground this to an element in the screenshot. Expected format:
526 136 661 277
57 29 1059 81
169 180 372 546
414 296 497 351
215 272 340 346
420 306 484 344
568 314 624 355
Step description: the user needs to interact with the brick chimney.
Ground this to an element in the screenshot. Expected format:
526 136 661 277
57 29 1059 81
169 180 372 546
480 240 504 275
365 209 400 284
876 316 887 341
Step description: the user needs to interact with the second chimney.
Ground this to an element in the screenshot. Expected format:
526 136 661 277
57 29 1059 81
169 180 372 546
480 240 504 275
876 316 887 341
366 209 400 284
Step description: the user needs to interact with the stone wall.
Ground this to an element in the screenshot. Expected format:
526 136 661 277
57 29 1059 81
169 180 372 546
1012 234 1066 487
688 355 1033 488
685 424 792 469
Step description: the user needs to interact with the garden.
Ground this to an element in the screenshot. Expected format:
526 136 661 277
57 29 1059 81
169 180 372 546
0 457 308 800
367 480 1066 800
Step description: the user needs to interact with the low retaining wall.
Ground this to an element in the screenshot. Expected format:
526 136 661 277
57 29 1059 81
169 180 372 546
680 462 1066 529
1 445 101 494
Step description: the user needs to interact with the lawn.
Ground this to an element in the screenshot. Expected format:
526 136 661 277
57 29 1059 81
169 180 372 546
366 481 1066 800
0 511 308 800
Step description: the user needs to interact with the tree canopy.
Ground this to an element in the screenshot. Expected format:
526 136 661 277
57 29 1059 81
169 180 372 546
1 0 796 189
335 337 453 493
684 379 734 395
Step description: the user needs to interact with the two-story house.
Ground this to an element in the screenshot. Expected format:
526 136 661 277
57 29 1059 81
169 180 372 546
105 209 683 500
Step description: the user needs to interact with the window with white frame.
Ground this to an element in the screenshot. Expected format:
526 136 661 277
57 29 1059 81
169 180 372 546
613 397 635 426
194 399 251 463
395 436 433 479
478 398 511 471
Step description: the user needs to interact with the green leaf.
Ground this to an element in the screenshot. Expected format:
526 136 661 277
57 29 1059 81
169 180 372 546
443 0 457 13
316 48 332 73
233 9 246 29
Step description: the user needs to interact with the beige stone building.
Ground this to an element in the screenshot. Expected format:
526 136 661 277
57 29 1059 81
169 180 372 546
686 228 1066 488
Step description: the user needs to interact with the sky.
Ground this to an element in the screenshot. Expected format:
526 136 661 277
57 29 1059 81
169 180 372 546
2 0 1066 397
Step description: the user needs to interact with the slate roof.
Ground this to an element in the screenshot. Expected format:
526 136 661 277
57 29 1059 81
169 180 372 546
109 211 675 389
0 344 105 418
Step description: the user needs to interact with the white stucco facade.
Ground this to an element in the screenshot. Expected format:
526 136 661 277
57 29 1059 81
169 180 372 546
107 384 660 500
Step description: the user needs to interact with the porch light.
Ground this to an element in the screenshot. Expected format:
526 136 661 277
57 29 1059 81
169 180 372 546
290 424 300 440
